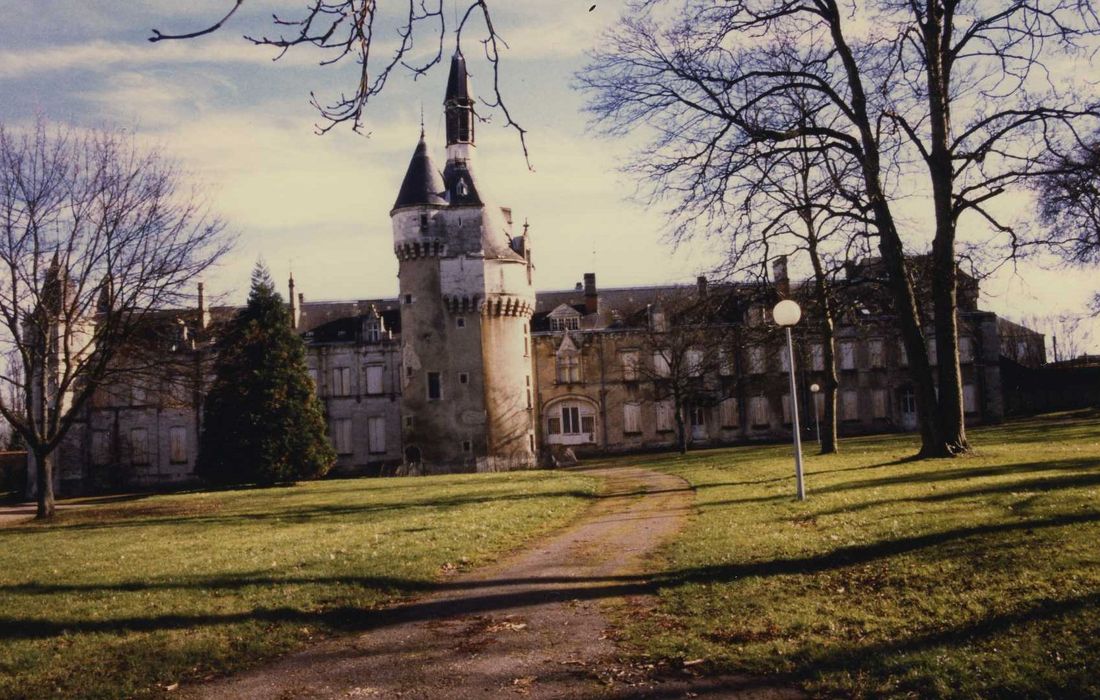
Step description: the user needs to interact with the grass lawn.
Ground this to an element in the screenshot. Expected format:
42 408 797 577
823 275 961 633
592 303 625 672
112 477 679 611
0 469 597 699
601 410 1100 699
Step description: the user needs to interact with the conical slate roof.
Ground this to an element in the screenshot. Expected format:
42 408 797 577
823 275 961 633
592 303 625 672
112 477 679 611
392 134 447 210
445 51 471 103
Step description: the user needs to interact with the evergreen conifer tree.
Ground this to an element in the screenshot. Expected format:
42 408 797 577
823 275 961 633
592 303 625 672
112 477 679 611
197 263 335 485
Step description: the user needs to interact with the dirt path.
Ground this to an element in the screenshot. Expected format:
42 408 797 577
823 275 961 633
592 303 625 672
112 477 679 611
181 465 800 699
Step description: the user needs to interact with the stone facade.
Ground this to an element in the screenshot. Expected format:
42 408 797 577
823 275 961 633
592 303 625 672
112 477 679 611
38 54 1047 494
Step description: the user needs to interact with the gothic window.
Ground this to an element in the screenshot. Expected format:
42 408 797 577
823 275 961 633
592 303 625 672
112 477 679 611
332 367 351 396
652 351 671 378
959 336 975 363
427 372 443 400
685 349 704 377
749 396 770 427
368 417 387 454
130 428 149 466
810 344 825 371
365 365 384 395
868 339 885 368
748 346 765 374
718 350 735 377
781 394 792 424
169 426 188 464
963 384 979 414
556 354 580 383
620 350 640 381
332 418 353 454
779 346 791 372
655 401 674 432
623 403 642 434
839 341 857 370
900 388 917 415
92 430 111 466
841 390 859 421
872 389 888 419
719 398 739 428
898 339 909 367
689 406 706 428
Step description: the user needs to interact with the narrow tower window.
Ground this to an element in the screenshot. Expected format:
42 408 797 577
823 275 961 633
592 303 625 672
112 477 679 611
427 372 442 400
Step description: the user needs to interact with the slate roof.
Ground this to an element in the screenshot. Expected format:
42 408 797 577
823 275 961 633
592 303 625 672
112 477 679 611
445 51 472 103
392 135 447 210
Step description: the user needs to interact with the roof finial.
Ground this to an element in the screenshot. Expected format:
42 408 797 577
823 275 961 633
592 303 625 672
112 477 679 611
419 103 425 139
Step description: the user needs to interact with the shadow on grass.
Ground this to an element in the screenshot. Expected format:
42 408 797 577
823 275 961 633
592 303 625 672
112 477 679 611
799 589 1100 691
808 469 1100 517
3 510 1096 642
1 487 604 534
806 457 1100 496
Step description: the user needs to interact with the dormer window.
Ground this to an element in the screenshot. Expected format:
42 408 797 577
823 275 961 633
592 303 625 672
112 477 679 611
547 304 582 332
457 179 469 197
419 212 429 231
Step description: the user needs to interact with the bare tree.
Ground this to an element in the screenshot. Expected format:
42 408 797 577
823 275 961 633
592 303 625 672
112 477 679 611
581 0 1100 457
1035 134 1100 310
149 1 530 162
622 79 871 454
0 120 231 518
632 291 734 454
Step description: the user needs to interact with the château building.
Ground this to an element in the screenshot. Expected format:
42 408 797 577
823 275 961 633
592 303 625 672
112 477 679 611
35 52 1046 495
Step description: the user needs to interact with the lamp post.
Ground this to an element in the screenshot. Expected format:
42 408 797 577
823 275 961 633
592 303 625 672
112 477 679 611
773 300 806 501
810 383 821 446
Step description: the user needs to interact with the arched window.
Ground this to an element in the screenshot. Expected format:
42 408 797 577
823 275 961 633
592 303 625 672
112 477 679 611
543 397 597 446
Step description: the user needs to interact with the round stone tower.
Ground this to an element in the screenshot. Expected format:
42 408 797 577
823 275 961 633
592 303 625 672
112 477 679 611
391 50 536 473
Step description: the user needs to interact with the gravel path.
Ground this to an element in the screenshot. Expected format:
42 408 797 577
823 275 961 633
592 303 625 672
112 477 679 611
179 464 801 699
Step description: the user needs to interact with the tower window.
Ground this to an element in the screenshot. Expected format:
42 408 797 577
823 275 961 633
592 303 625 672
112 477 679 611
404 294 413 304
456 317 466 328
427 372 442 400
462 440 472 453
459 372 469 385
419 212 428 230
404 415 414 429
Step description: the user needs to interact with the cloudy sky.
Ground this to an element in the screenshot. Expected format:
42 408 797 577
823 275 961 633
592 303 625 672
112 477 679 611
0 1 1096 353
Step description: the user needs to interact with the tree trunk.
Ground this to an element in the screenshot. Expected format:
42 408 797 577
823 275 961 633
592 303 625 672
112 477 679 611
923 0 969 455
827 13 945 458
806 231 839 454
674 405 687 454
821 340 839 455
34 448 55 519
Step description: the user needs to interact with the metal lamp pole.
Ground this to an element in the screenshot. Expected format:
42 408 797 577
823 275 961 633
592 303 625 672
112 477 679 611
774 300 805 501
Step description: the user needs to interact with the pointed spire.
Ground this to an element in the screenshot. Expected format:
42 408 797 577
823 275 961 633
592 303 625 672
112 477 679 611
445 49 474 147
392 131 447 211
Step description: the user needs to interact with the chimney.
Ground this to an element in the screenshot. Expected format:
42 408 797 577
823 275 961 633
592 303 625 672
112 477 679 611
197 282 210 329
288 275 300 330
772 256 790 298
697 275 708 298
583 272 598 314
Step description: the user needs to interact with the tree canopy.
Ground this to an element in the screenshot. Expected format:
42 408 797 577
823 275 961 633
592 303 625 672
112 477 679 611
197 263 335 486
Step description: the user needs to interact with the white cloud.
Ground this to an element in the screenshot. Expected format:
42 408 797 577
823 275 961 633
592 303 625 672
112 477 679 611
0 38 304 80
